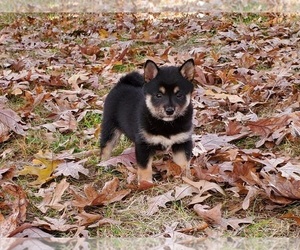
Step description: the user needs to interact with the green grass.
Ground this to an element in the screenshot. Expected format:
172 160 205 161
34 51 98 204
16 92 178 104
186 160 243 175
230 13 269 25
234 136 259 149
50 132 81 153
78 111 101 130
112 63 135 73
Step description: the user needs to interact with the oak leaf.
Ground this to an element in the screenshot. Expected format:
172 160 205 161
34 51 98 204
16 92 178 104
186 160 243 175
182 177 225 196
99 147 136 172
0 108 27 135
194 203 253 229
277 162 300 181
0 182 28 237
33 217 78 232
205 89 244 103
71 177 131 208
18 150 63 186
35 179 70 213
54 159 89 179
146 190 174 216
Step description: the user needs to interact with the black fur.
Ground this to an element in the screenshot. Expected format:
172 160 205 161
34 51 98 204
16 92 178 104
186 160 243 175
100 59 195 184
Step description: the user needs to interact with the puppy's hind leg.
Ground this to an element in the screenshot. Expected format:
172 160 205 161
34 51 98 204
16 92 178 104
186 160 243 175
100 126 121 161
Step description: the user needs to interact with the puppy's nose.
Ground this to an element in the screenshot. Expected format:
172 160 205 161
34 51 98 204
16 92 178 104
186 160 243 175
165 107 175 115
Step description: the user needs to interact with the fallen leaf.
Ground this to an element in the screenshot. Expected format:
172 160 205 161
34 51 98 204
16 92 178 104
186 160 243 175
0 108 28 135
205 89 244 103
146 190 175 216
182 176 225 196
174 184 199 200
35 179 70 213
280 212 300 225
0 182 28 237
194 203 253 229
277 162 300 181
71 177 131 208
18 155 62 186
99 147 136 172
12 227 53 238
52 111 77 132
33 217 78 232
54 159 89 179
75 211 102 226
0 166 15 180
177 221 209 233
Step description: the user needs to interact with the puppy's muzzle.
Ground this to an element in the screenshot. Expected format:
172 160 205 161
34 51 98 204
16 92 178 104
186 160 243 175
165 106 175 116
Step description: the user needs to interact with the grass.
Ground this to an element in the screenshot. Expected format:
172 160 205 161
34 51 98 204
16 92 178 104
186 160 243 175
112 63 136 73
91 183 205 238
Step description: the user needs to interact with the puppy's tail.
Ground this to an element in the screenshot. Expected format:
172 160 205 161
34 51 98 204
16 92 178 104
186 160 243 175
118 72 144 87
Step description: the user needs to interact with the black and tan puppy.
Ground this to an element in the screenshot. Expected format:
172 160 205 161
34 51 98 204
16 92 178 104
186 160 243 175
100 59 195 186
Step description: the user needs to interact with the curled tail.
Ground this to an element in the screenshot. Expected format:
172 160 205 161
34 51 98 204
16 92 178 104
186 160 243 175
118 72 144 87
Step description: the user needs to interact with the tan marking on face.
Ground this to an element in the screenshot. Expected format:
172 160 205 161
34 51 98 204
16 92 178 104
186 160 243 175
100 130 121 161
178 94 191 115
173 86 180 94
159 86 166 94
137 156 153 183
146 93 192 121
145 95 159 118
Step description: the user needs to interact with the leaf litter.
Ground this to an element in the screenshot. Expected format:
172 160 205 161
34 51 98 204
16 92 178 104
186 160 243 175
1 12 300 238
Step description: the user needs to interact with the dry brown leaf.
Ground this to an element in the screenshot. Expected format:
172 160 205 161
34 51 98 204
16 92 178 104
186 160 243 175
54 159 89 179
280 212 300 225
194 203 253 229
277 162 300 181
182 176 225 196
75 211 102 226
71 177 131 208
99 147 137 172
205 89 244 103
260 172 300 204
0 166 16 180
35 178 70 213
0 182 28 237
0 108 28 135
33 217 78 232
146 190 174 216
174 184 199 200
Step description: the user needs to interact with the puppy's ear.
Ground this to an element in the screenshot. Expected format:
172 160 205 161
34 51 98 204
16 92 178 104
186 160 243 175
144 60 159 83
180 59 195 81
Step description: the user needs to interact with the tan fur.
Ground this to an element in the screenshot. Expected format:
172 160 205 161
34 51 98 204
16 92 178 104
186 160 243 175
140 129 192 149
145 93 192 122
159 86 166 94
100 130 121 160
137 156 153 183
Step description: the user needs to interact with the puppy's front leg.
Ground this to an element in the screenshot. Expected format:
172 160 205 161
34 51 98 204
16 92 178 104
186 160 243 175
172 140 193 177
135 143 154 184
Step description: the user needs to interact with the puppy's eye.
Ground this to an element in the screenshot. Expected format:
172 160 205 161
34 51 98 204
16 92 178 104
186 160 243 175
155 93 163 98
176 92 183 99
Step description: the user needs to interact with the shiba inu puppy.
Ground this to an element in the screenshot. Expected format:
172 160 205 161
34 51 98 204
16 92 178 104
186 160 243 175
100 59 195 186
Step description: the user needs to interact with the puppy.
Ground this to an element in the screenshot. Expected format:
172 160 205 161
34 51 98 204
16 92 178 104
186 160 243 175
100 59 195 186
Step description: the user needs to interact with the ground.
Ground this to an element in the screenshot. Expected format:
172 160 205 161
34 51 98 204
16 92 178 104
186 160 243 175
1 12 300 241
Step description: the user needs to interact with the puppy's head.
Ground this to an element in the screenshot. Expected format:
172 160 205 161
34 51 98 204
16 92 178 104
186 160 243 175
143 59 195 122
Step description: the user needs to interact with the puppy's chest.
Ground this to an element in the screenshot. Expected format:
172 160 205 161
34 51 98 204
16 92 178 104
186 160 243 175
140 129 192 148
